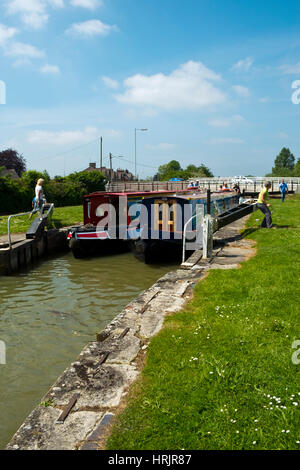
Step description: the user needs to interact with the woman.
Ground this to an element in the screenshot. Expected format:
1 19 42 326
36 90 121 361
29 178 46 219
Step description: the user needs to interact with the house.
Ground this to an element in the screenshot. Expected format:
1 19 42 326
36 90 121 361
84 163 134 182
0 168 19 180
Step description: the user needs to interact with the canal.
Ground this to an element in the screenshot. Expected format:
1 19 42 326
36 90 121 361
0 251 176 449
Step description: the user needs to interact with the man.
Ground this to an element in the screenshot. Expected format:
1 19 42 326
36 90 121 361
279 179 288 202
257 181 272 228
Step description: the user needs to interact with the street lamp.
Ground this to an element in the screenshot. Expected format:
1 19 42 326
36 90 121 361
134 128 148 180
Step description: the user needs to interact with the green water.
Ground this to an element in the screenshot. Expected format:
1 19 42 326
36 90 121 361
0 252 176 449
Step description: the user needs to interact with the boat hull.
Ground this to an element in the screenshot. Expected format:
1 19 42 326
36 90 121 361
128 239 183 264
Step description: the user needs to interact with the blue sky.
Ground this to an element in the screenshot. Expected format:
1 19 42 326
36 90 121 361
1 0 300 178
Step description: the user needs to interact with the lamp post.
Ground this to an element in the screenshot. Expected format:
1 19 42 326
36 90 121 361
134 128 148 180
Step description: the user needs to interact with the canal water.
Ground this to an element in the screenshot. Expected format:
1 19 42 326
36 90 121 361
0 251 176 449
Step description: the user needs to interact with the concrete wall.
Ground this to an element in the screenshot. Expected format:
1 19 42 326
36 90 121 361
0 229 69 275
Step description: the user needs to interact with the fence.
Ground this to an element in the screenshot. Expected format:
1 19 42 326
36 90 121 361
108 178 300 194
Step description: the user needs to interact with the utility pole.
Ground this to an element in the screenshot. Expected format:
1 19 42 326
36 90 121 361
100 136 103 169
109 153 113 181
134 128 148 181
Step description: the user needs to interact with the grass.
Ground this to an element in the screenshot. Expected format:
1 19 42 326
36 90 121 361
0 205 83 237
106 195 300 450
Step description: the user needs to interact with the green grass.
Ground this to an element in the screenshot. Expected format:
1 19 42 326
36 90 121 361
106 195 300 450
0 205 83 237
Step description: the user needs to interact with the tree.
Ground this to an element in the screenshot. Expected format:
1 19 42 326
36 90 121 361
293 158 300 176
0 148 26 177
272 148 295 176
157 160 182 181
21 170 50 190
157 160 213 181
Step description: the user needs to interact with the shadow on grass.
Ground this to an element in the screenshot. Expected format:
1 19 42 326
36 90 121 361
271 224 291 229
240 227 260 237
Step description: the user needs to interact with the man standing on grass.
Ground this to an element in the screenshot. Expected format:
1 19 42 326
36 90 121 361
279 179 288 202
257 181 273 228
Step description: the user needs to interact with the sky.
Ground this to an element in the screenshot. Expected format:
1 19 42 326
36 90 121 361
1 0 300 178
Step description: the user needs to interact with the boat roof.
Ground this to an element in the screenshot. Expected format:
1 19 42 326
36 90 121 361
84 190 193 198
84 189 236 199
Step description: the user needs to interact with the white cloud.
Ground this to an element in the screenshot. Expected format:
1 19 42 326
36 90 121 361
232 85 250 97
206 137 244 145
232 57 254 72
0 23 18 45
23 12 49 29
28 126 100 145
40 63 61 74
102 76 119 89
279 62 300 74
70 0 102 9
4 41 45 58
145 143 175 151
66 19 118 37
209 114 245 127
48 0 64 7
28 126 120 145
12 57 33 67
6 0 44 14
0 23 44 65
5 0 64 29
116 61 226 110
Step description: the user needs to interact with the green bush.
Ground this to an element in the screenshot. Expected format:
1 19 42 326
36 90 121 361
0 170 106 214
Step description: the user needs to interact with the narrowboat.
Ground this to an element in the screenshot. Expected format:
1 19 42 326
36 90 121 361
67 189 240 263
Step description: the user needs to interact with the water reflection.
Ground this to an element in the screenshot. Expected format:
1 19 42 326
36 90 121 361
0 251 176 448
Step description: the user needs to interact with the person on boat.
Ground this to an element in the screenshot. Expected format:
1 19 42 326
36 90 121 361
29 178 46 219
222 183 231 192
279 179 288 202
233 183 241 194
257 181 273 228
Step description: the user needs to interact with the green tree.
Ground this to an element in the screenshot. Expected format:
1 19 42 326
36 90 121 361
157 160 213 181
293 158 300 176
272 148 295 176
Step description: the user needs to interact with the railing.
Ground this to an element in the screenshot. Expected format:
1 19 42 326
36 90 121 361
107 178 300 194
182 207 204 264
7 203 54 249
182 200 258 263
7 210 38 249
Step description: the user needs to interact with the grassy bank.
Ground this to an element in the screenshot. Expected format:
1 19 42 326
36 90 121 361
107 195 300 450
0 205 83 237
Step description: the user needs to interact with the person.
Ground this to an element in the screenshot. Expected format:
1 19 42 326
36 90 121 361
105 180 111 192
29 178 46 219
257 181 272 228
233 183 241 194
279 179 288 202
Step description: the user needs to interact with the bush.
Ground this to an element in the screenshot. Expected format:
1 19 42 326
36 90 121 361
0 170 106 214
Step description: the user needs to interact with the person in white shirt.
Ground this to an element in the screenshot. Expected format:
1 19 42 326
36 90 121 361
29 178 46 218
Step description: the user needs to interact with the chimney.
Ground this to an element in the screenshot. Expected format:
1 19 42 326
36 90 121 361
90 162 96 169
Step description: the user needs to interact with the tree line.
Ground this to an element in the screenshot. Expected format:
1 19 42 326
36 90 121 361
0 149 106 214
